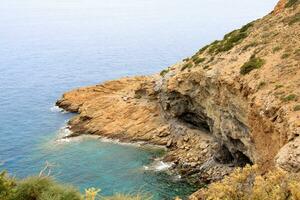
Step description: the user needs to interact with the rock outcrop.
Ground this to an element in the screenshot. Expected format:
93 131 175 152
57 0 300 197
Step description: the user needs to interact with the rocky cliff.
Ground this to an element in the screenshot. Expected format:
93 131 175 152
57 0 300 196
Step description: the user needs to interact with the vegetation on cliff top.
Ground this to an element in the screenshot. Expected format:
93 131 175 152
240 55 265 75
285 0 300 8
207 22 254 54
195 165 300 200
0 171 149 200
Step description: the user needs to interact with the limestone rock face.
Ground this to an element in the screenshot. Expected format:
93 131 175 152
57 0 300 192
57 76 229 182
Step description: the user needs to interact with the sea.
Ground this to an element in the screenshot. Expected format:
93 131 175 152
0 0 277 199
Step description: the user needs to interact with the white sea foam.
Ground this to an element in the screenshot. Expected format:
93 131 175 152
98 137 143 147
144 160 174 171
54 126 74 143
50 105 68 113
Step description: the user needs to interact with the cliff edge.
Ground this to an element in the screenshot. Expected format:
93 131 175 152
57 0 300 196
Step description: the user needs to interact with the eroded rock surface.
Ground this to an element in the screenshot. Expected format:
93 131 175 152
57 0 300 197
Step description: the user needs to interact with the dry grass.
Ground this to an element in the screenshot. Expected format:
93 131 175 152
196 165 300 200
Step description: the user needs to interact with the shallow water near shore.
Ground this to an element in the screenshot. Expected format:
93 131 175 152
0 0 277 199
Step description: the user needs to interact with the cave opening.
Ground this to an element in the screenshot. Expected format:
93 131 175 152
233 151 253 167
178 112 211 132
214 144 253 167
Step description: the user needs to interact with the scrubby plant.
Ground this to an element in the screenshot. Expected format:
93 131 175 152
200 165 300 200
203 65 210 70
197 44 210 54
181 61 194 71
240 22 254 33
294 105 300 111
160 69 169 77
0 171 16 200
242 42 258 51
285 0 299 8
193 57 206 64
272 46 282 53
12 176 82 200
295 48 300 56
281 53 291 59
240 55 265 75
288 12 300 25
0 171 152 200
257 81 266 90
275 84 284 90
207 22 254 54
281 94 297 102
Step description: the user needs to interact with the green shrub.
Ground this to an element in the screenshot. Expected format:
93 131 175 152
209 31 248 53
240 22 254 32
281 94 297 102
275 85 284 90
0 171 152 200
197 44 210 54
242 42 258 51
288 13 300 25
294 105 300 111
257 81 266 90
285 0 299 7
240 56 265 75
281 53 291 59
203 65 210 70
0 171 16 200
272 46 282 53
199 165 300 200
12 176 81 200
160 69 169 77
193 57 206 64
207 21 254 54
181 61 194 71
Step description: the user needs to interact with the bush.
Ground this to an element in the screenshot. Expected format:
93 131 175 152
288 13 300 25
281 53 291 59
207 21 254 54
294 105 300 111
197 44 210 54
240 56 265 75
275 84 284 90
200 165 300 200
181 61 194 71
160 69 169 77
0 171 16 200
285 0 299 8
12 176 82 200
272 46 282 53
0 171 152 200
193 57 206 64
281 94 297 102
242 42 258 51
209 31 248 53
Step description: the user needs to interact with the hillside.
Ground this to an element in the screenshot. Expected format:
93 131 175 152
56 0 300 198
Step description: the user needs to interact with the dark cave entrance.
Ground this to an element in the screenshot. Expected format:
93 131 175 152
178 112 211 132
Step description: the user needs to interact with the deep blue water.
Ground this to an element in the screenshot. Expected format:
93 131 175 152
0 0 277 199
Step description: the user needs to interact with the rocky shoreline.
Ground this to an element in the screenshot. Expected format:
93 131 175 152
56 76 233 184
57 1 300 198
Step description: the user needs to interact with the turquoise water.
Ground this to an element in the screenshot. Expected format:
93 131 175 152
0 0 277 199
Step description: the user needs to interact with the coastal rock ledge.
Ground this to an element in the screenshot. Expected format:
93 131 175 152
57 1 300 198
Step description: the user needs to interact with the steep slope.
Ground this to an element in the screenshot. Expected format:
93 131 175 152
57 0 300 190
